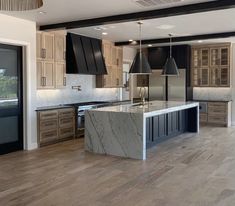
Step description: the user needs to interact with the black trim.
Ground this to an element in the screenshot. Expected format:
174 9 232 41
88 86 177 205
40 0 235 30
0 43 23 155
115 31 235 46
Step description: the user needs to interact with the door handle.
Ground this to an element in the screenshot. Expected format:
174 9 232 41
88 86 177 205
63 77 66 86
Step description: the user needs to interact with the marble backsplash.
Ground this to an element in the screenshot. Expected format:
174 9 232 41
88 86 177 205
36 74 119 107
193 87 232 101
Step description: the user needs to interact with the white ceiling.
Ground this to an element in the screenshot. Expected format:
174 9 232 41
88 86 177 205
70 8 235 43
0 0 213 25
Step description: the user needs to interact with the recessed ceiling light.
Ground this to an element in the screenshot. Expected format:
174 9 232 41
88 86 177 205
148 44 153 47
156 25 175 30
102 32 108 35
129 39 133 42
198 40 203 43
38 11 47 15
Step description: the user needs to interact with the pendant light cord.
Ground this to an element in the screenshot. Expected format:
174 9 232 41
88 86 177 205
169 34 172 58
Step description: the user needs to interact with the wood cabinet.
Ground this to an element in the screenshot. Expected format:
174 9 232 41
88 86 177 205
37 31 66 89
37 61 55 89
192 44 230 87
96 40 123 88
37 107 75 146
199 101 231 127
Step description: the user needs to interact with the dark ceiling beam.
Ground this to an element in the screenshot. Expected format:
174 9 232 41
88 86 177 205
40 0 235 30
115 31 235 46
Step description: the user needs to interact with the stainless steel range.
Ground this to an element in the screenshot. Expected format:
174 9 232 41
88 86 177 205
71 101 111 137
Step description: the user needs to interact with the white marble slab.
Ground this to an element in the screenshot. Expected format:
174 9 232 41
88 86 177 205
85 101 199 160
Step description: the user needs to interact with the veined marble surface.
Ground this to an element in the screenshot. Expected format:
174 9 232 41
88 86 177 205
90 101 199 118
85 101 199 160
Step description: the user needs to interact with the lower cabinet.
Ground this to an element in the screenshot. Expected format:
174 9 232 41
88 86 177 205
146 110 187 148
199 101 231 127
37 107 75 146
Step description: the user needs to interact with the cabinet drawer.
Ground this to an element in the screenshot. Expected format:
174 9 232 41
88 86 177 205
40 119 58 131
40 129 58 144
59 127 74 139
39 110 58 120
200 113 208 123
58 108 75 117
208 102 227 108
59 116 74 128
208 114 227 124
208 106 227 115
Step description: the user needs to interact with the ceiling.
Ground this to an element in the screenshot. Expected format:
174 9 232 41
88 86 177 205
0 0 213 25
69 8 235 44
1 0 235 46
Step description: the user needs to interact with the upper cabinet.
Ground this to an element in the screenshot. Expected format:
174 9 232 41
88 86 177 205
96 40 123 88
191 44 230 87
37 31 66 89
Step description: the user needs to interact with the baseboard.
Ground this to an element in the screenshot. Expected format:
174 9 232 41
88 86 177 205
26 143 38 150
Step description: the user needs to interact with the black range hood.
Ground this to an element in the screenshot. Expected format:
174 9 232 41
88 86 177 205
66 33 107 75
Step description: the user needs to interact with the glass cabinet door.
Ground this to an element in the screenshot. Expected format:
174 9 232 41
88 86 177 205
201 68 209 86
201 49 209 67
210 48 220 67
192 68 201 86
220 67 229 86
210 67 220 86
220 47 229 66
192 48 200 67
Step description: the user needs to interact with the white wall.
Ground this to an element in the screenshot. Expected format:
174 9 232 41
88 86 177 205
0 14 37 149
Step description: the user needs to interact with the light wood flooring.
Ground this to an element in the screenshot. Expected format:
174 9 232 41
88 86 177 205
1 126 235 206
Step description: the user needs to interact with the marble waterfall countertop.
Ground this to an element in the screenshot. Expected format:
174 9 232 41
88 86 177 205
85 100 199 160
90 101 199 118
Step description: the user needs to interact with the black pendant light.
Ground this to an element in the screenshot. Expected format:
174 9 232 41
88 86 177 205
162 34 179 76
129 22 152 74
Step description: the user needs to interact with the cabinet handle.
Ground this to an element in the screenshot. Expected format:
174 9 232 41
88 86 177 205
41 49 46 59
63 77 66 86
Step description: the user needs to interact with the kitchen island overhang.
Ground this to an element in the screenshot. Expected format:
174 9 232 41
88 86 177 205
85 101 199 160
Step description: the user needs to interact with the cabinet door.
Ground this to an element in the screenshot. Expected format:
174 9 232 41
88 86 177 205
44 61 54 89
36 32 43 60
43 33 54 61
201 68 209 86
192 68 201 86
220 47 229 66
37 61 44 89
201 48 209 67
192 48 200 68
210 67 220 86
55 62 66 88
112 46 118 66
102 41 112 65
220 67 229 86
54 34 66 62
104 65 112 87
117 47 123 68
210 48 220 67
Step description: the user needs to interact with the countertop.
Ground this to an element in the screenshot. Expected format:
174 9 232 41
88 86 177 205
35 100 131 111
90 101 199 117
193 99 232 103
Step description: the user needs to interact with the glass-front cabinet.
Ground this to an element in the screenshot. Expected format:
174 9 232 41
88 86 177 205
192 44 230 87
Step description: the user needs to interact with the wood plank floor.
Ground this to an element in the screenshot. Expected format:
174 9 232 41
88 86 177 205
1 126 235 206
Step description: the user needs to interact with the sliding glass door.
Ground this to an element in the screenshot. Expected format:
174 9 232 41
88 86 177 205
0 43 23 155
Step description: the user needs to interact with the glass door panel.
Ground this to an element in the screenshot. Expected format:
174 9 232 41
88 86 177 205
201 49 209 67
220 48 229 66
210 48 220 67
0 44 23 155
210 67 220 86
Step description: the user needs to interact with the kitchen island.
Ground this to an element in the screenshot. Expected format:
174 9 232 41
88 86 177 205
85 101 199 160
